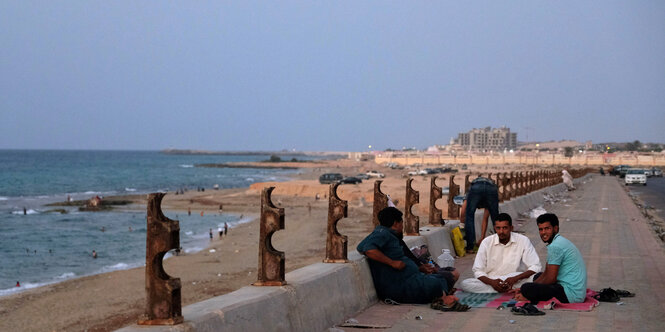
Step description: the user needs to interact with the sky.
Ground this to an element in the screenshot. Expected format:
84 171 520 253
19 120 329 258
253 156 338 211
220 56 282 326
1 1 664 151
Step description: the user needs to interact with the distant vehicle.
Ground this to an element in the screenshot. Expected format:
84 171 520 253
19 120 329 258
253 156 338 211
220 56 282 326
319 173 343 184
610 165 630 176
461 164 468 170
644 169 654 177
625 169 647 186
339 176 362 184
355 173 371 180
423 168 436 174
652 168 663 177
407 170 419 176
619 166 631 178
365 170 385 178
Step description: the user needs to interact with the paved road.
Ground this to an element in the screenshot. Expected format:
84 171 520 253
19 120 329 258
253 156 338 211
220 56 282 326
625 176 665 221
334 175 665 331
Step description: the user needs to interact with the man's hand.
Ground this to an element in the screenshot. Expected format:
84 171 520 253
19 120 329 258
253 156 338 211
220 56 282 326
503 276 521 289
480 277 509 293
390 260 406 270
418 264 436 274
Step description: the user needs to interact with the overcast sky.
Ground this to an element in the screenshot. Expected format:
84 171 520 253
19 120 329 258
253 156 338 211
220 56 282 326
1 1 664 151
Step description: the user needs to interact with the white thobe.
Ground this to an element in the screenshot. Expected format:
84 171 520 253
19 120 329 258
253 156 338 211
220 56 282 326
460 232 541 293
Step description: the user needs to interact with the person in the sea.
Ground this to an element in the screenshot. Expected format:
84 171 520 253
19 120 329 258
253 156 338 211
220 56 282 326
357 207 469 311
459 213 541 293
92 250 97 259
512 213 587 303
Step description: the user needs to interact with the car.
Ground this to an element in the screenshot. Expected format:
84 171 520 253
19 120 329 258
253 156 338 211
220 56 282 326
644 169 654 177
365 170 385 178
407 170 419 176
355 173 371 180
319 173 343 184
619 166 631 178
625 169 647 186
610 165 630 176
339 176 362 184
652 168 663 177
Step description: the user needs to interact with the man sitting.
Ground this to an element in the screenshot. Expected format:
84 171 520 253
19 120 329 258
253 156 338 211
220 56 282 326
460 213 541 293
513 213 587 303
357 207 469 311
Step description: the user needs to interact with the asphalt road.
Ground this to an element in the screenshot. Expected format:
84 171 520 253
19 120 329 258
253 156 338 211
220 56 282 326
624 175 665 219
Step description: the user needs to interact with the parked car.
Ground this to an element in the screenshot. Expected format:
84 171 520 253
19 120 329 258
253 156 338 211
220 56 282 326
355 173 371 180
652 168 663 177
619 166 631 178
625 169 647 186
610 165 629 176
339 176 362 184
644 169 654 177
319 173 343 184
365 170 385 178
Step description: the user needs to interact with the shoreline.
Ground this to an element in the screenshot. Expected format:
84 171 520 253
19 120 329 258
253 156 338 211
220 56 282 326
0 160 570 332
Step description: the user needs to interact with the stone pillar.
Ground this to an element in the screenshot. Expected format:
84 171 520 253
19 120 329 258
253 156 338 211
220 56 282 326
324 183 348 263
429 176 444 226
254 187 286 286
372 180 389 227
138 193 183 326
404 178 420 236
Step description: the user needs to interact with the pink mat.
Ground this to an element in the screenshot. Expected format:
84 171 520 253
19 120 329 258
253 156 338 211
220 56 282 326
458 289 600 311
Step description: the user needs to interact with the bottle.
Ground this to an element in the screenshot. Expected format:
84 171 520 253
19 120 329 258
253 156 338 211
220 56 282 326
437 249 455 268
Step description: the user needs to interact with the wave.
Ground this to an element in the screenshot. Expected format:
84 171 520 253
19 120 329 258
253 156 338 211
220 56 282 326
179 164 194 168
184 247 204 254
245 177 255 182
97 262 142 274
12 209 39 215
125 188 137 192
0 197 8 201
0 272 78 297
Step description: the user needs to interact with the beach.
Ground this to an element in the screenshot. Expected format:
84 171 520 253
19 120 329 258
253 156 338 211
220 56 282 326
0 158 553 332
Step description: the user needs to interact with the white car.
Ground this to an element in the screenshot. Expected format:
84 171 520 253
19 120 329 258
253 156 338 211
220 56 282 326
365 170 385 178
625 169 647 186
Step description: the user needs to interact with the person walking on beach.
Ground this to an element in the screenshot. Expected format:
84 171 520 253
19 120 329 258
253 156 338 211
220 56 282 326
209 228 213 240
224 222 228 236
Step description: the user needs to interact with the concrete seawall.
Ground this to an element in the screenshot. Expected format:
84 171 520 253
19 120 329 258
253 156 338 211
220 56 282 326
117 175 590 332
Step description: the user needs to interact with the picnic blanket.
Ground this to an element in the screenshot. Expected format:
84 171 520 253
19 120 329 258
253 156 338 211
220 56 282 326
456 289 599 311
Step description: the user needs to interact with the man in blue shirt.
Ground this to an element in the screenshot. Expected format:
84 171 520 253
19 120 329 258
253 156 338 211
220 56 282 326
357 207 468 311
513 213 587 303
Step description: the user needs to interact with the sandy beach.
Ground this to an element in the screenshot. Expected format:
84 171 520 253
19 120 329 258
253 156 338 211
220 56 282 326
0 159 552 332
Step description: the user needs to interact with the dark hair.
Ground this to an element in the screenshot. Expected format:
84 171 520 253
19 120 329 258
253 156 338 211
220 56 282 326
496 213 512 226
378 207 403 227
536 213 559 227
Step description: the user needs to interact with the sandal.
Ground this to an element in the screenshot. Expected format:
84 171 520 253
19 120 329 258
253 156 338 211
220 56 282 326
431 299 470 312
615 289 635 297
384 298 400 305
594 288 620 302
511 303 545 316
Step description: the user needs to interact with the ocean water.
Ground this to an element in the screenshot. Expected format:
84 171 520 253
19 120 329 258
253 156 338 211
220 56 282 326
0 150 312 296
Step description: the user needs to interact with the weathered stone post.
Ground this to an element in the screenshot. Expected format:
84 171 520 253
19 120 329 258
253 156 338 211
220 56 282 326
509 171 517 199
429 176 444 226
464 174 471 195
447 175 460 219
372 180 389 227
254 187 286 286
324 182 348 263
404 178 420 236
138 193 183 326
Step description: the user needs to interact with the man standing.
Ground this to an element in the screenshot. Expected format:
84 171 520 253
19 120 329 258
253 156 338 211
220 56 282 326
513 213 587 303
463 176 499 253
460 213 541 293
357 207 468 311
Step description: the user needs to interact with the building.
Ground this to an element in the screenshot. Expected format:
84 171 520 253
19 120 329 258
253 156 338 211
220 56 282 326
454 126 517 151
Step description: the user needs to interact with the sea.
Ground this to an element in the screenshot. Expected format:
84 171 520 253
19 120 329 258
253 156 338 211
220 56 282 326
0 150 317 297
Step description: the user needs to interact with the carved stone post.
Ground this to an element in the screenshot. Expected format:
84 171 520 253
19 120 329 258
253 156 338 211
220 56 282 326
447 175 460 219
497 173 505 203
372 180 389 227
404 178 420 236
138 193 183 326
324 183 348 263
254 187 286 286
429 176 444 226
510 171 517 199
464 174 471 195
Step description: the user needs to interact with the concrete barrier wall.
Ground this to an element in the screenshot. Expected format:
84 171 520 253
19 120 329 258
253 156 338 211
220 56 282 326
117 174 591 332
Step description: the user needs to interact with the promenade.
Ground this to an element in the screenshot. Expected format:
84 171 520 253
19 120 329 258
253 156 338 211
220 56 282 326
335 175 665 331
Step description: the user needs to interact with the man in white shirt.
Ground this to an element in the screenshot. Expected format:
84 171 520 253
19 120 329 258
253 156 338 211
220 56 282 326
460 213 541 293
